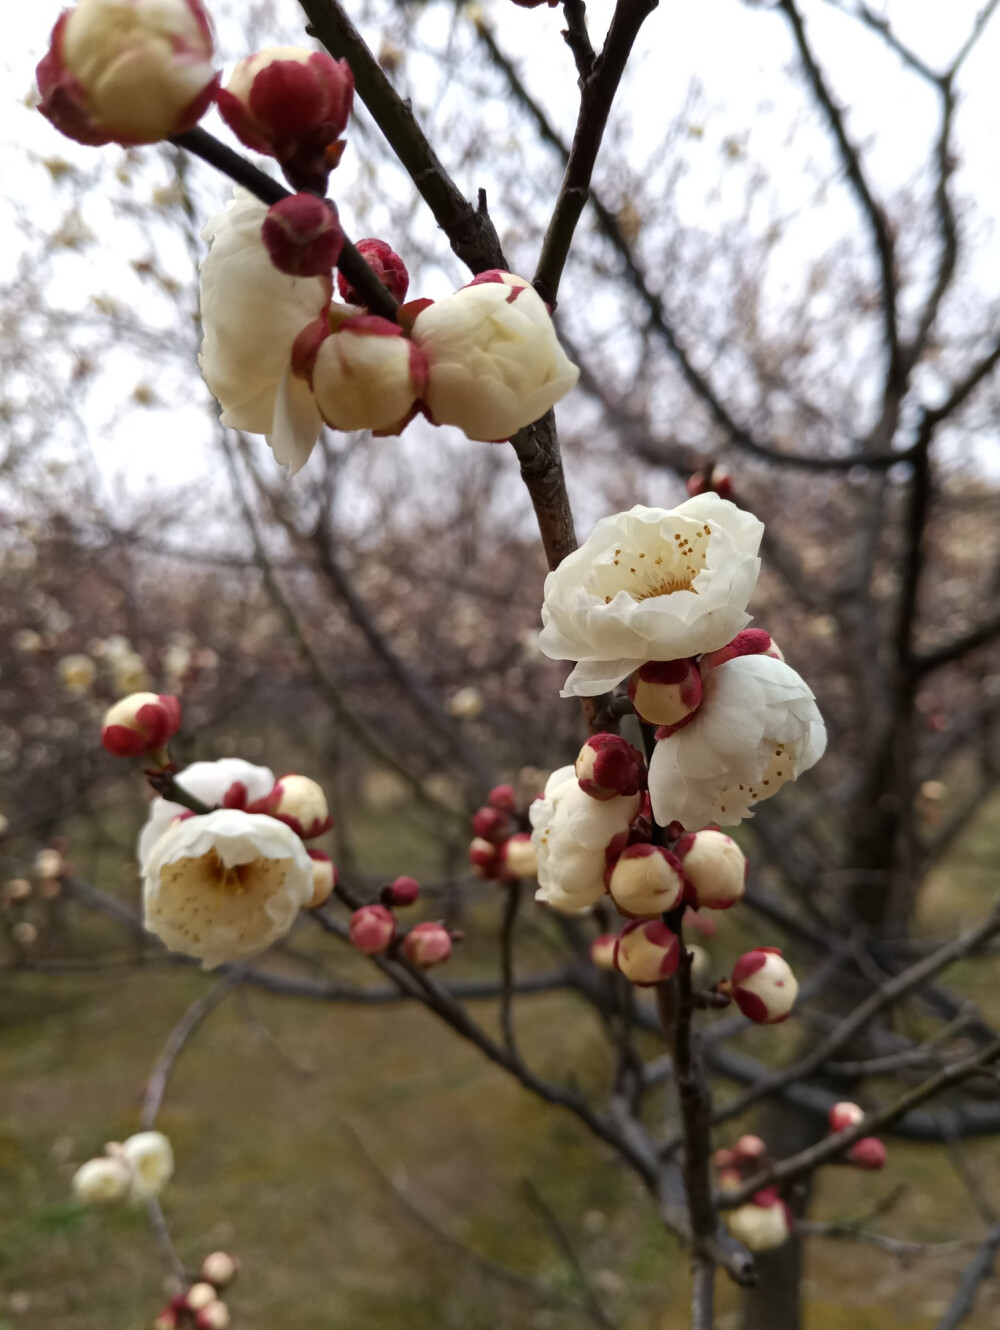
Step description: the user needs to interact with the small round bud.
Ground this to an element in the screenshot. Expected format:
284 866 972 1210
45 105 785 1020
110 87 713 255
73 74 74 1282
266 774 333 839
262 194 344 277
733 1134 767 1164
488 784 518 812
72 1155 132 1204
471 806 512 844
701 629 774 672
337 238 409 306
500 833 537 880
717 1167 743 1194
575 733 646 801
185 1284 217 1313
195 1303 230 1330
685 465 733 501
847 1137 887 1171
12 921 38 947
403 921 452 968
590 933 618 971
714 1147 736 1171
828 1101 865 1133
349 904 396 955
34 848 66 880
306 850 337 908
627 659 703 733
613 920 681 987
675 829 746 910
101 692 181 759
154 1311 178 1330
200 1251 239 1288
729 948 798 1024
607 843 685 917
469 837 502 880
385 875 420 907
447 685 483 719
725 1191 792 1252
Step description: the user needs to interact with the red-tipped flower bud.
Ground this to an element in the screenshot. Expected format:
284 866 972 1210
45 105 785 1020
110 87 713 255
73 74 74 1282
101 692 181 760
488 783 518 812
613 919 681 987
685 465 733 501
590 933 618 971
349 904 396 955
266 774 333 839
607 843 685 917
847 1137 887 1171
306 850 337 908
337 238 409 306
726 1190 792 1252
403 921 452 968
828 1101 865 1133
675 829 747 910
627 659 703 733
194 1303 230 1330
469 836 502 879
729 948 798 1024
700 629 774 672
471 806 512 844
733 1134 767 1164
575 733 646 801
385 875 420 907
262 194 344 277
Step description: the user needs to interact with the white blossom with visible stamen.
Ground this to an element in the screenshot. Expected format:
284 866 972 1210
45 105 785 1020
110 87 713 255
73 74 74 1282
649 653 826 829
538 496 764 696
143 808 313 968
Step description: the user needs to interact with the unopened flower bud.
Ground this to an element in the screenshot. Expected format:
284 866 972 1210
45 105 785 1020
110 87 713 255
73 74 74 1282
37 0 218 148
403 921 452 968
828 1101 865 1133
349 904 396 955
185 1284 217 1313
217 47 354 184
726 1191 792 1252
471 806 511 844
607 843 685 917
469 837 502 879
733 1134 767 1164
701 629 774 672
101 692 181 759
501 833 537 880
200 1251 239 1288
34 848 66 880
717 1167 743 1194
337 238 409 306
488 784 518 812
627 659 703 733
714 1147 736 1171
674 829 746 910
266 774 333 838
729 948 798 1024
613 920 681 987
72 1155 132 1204
685 465 733 501
262 194 344 277
305 315 426 436
385 875 420 907
590 933 618 970
121 1130 174 1202
195 1302 230 1330
306 850 337 908
575 733 646 801
847 1137 886 1171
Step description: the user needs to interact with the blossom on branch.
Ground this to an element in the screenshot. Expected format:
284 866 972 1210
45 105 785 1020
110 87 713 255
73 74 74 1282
538 496 763 696
101 691 181 760
411 277 579 442
72 1155 132 1204
262 195 344 278
727 947 798 1024
137 757 275 868
613 919 681 986
142 809 313 968
606 843 685 918
337 238 409 306
575 733 646 800
674 828 747 909
120 1130 174 1201
37 0 218 147
304 316 426 435
265 773 333 839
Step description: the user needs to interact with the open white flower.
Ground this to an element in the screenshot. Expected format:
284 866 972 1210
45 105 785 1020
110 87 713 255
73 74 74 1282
199 190 329 473
143 808 313 968
539 496 764 696
120 1131 174 1202
138 758 275 869
72 1155 132 1204
412 276 579 442
530 765 640 914
649 653 826 829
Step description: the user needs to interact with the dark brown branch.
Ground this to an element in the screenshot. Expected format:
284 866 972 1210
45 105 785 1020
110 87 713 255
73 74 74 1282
933 1220 1000 1330
500 881 522 1058
914 610 1000 675
561 0 597 81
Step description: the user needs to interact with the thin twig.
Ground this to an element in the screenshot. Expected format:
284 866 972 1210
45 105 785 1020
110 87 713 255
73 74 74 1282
933 1221 1000 1330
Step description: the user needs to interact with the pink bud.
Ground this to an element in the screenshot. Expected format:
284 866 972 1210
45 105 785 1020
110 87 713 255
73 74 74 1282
701 629 774 672
403 921 452 968
674 829 747 910
262 194 344 277
488 783 518 812
828 1101 865 1133
471 806 511 844
627 659 703 733
575 733 646 801
714 1148 736 1171
337 238 409 306
385 875 420 907
733 1134 767 1164
500 833 537 880
607 843 685 918
729 948 798 1024
847 1137 886 1171
306 850 337 909
613 919 681 987
469 837 502 879
154 1312 178 1330
590 933 618 971
349 904 396 955
101 692 181 759
685 465 733 501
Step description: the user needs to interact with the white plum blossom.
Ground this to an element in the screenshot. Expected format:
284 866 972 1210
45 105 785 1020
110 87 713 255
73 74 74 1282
530 765 640 914
143 808 313 968
72 1155 132 1204
649 653 826 829
120 1131 174 1202
411 276 579 442
726 1195 792 1251
539 496 764 696
137 758 276 869
199 190 329 473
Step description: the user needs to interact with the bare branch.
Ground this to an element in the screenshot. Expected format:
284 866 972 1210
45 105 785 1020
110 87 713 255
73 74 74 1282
933 1221 1000 1330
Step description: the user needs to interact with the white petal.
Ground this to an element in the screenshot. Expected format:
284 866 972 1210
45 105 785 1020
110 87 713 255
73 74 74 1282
268 364 324 474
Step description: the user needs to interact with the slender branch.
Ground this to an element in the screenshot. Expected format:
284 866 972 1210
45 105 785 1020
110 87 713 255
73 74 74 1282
561 0 597 80
147 768 212 815
913 609 1000 675
500 881 523 1058
933 1221 1000 1330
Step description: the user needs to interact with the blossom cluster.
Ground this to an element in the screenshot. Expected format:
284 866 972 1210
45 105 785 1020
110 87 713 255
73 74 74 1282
35 1 580 474
72 1130 174 1206
153 1251 239 1330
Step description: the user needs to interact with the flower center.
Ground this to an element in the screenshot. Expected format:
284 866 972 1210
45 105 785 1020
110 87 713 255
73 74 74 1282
592 518 712 606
